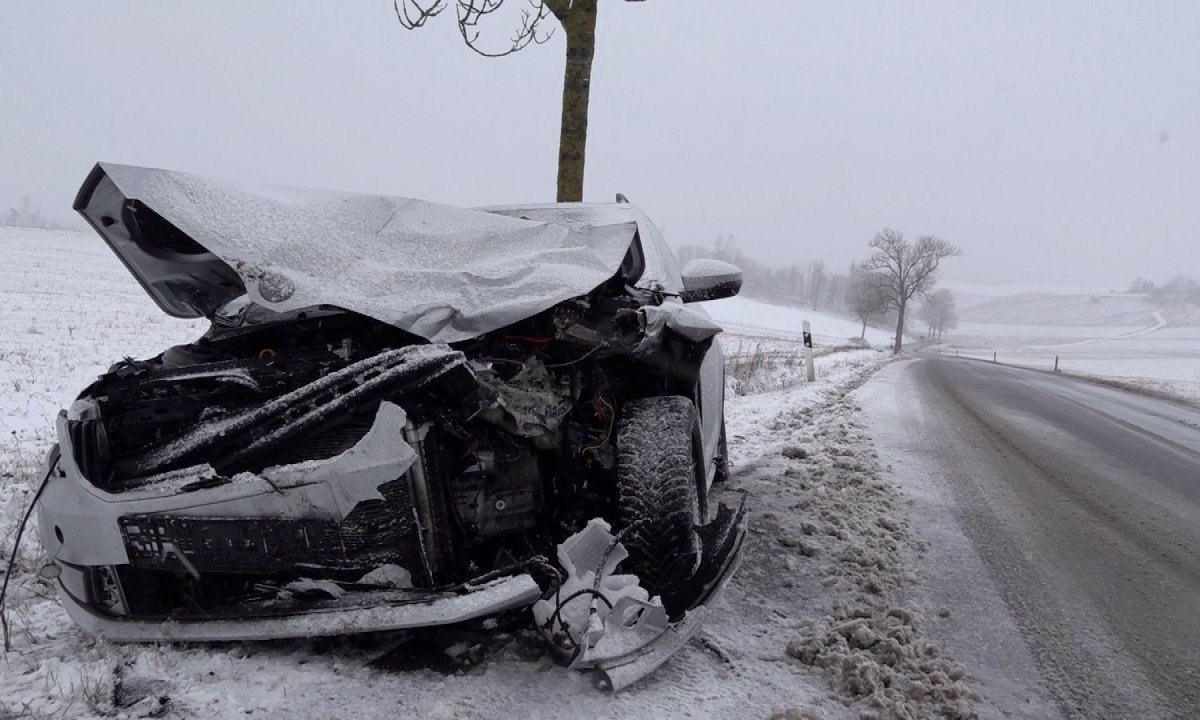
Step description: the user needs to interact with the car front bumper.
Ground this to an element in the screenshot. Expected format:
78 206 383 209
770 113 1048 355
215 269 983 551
54 573 541 643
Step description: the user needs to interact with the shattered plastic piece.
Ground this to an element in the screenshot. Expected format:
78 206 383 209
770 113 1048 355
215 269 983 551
578 595 671 666
533 519 664 660
545 498 749 692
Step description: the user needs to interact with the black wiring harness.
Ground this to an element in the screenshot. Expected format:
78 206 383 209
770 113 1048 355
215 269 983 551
1 459 56 652
539 519 645 658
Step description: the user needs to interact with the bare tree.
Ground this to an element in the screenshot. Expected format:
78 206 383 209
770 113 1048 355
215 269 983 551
918 289 958 341
395 0 640 202
861 229 961 353
847 264 891 339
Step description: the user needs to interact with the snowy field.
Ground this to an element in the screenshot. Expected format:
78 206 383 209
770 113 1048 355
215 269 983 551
700 297 894 396
932 285 1200 406
0 227 978 719
701 296 894 348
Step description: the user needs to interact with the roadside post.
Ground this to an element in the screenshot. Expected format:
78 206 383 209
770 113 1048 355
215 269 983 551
803 321 815 382
1054 355 1060 372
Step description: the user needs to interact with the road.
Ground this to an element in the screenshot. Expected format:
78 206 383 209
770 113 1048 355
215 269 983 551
857 356 1200 720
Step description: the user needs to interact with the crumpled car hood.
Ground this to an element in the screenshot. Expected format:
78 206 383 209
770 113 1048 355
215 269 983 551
73 163 639 343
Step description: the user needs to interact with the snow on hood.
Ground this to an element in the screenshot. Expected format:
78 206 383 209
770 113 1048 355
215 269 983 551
74 163 639 342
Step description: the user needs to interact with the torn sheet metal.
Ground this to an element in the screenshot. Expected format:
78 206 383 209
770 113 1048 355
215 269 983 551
75 163 639 343
261 400 416 516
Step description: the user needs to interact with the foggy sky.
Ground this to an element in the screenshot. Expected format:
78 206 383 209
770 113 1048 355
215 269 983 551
2 1 1197 287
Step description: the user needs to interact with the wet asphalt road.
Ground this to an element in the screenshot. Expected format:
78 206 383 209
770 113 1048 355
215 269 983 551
900 356 1200 719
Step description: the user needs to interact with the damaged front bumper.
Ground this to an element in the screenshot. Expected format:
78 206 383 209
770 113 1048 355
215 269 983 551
52 573 542 643
589 501 747 691
535 497 749 691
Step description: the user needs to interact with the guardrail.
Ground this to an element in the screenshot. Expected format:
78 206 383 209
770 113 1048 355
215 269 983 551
926 346 1063 372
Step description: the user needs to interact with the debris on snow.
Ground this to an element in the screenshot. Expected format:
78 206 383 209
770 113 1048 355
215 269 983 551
282 578 346 600
357 564 415 589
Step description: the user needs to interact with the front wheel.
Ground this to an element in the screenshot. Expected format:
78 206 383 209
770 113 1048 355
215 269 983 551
615 395 705 616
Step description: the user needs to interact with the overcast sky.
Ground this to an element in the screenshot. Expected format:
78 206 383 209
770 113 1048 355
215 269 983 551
2 1 1197 286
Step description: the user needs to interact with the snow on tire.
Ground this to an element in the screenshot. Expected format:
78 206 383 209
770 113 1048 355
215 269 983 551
615 395 704 616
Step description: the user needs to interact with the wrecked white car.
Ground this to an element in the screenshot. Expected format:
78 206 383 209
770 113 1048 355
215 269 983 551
36 163 746 687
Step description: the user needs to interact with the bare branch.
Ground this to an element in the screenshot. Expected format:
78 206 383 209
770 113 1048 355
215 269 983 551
456 0 555 58
394 0 448 29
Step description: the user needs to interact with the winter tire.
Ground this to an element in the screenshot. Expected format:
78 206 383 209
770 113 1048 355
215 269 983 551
615 395 705 615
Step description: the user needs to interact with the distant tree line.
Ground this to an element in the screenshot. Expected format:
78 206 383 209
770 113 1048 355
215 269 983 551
675 236 857 311
1128 276 1200 305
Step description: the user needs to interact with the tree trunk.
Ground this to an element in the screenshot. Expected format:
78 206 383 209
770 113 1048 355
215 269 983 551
860 319 867 339
556 0 597 202
893 301 906 354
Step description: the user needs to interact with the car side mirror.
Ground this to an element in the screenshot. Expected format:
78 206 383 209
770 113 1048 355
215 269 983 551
679 259 742 303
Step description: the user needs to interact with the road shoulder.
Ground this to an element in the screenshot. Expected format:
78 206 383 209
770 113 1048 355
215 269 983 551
854 358 1062 720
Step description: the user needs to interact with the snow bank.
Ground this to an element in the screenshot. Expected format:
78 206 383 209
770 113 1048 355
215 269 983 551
724 370 982 720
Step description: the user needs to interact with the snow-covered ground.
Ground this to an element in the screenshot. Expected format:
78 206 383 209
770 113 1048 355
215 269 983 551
1 227 967 719
701 296 894 348
930 283 1200 406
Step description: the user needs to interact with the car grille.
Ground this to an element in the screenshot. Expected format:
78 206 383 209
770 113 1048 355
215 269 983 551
118 477 422 576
